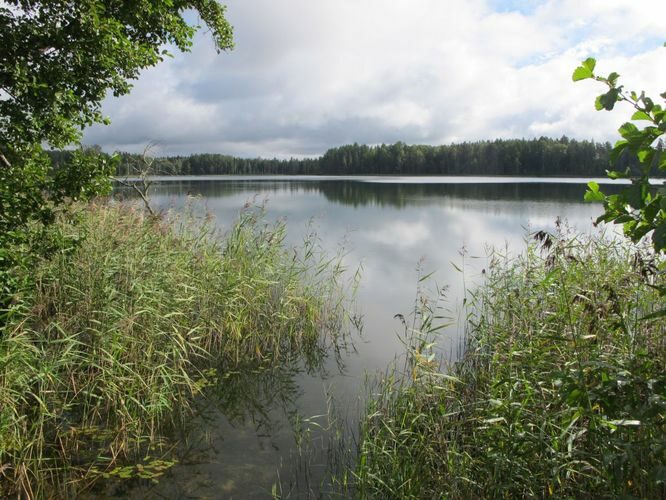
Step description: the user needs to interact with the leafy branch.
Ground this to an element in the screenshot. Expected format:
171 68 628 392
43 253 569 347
573 52 665 253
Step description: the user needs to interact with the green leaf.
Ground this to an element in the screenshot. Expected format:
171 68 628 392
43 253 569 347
607 169 629 180
595 213 611 224
618 122 639 140
637 148 653 164
573 66 593 81
599 88 621 110
631 221 653 241
566 388 584 406
609 140 629 163
652 224 666 252
572 58 596 81
631 110 652 121
644 198 660 223
582 57 596 73
584 188 604 202
624 183 646 209
594 95 604 111
615 214 635 224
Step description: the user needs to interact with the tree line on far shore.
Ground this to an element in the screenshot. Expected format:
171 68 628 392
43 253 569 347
49 136 651 177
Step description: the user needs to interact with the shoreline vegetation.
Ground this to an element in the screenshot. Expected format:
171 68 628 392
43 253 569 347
1 196 664 498
3 2 663 494
49 136 653 178
0 201 353 497
355 227 665 498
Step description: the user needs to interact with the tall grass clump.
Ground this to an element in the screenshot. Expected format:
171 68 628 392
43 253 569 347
357 228 665 498
0 201 350 497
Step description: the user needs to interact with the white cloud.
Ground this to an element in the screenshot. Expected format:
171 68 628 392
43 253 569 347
83 0 666 157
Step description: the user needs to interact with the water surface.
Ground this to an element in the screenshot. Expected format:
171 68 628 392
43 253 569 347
111 176 612 497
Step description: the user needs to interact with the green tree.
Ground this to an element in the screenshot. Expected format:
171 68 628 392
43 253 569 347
1 0 233 151
573 54 665 253
0 0 233 313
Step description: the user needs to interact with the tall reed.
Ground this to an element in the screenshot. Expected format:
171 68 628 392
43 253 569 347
0 201 350 497
357 228 665 498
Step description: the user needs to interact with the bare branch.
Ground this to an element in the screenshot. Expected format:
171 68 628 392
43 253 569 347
117 142 159 217
0 152 11 168
131 182 156 217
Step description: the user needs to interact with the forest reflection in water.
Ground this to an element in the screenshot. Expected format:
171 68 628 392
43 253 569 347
121 176 623 209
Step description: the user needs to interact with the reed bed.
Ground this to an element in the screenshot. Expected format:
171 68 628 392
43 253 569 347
0 201 349 497
357 228 665 498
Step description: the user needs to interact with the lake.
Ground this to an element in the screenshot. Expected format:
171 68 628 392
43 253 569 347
111 176 615 498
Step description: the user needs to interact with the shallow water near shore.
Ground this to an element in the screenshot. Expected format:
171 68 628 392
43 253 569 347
109 176 613 497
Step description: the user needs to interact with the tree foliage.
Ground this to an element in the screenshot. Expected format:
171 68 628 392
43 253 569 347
317 138 619 177
573 54 666 253
0 0 233 314
1 0 233 149
105 137 623 177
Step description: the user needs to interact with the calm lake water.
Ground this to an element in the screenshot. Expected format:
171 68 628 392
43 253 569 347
111 176 616 498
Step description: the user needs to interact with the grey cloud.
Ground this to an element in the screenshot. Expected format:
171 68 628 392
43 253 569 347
82 1 666 157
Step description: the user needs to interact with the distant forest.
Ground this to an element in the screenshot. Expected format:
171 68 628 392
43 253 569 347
52 137 652 177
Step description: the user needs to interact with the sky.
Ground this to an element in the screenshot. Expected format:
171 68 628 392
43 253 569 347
82 0 666 158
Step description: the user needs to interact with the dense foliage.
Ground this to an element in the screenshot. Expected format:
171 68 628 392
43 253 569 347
0 146 117 319
318 138 621 177
1 0 232 150
574 56 666 253
106 137 626 177
115 150 320 176
0 202 348 497
0 0 233 314
357 230 665 498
